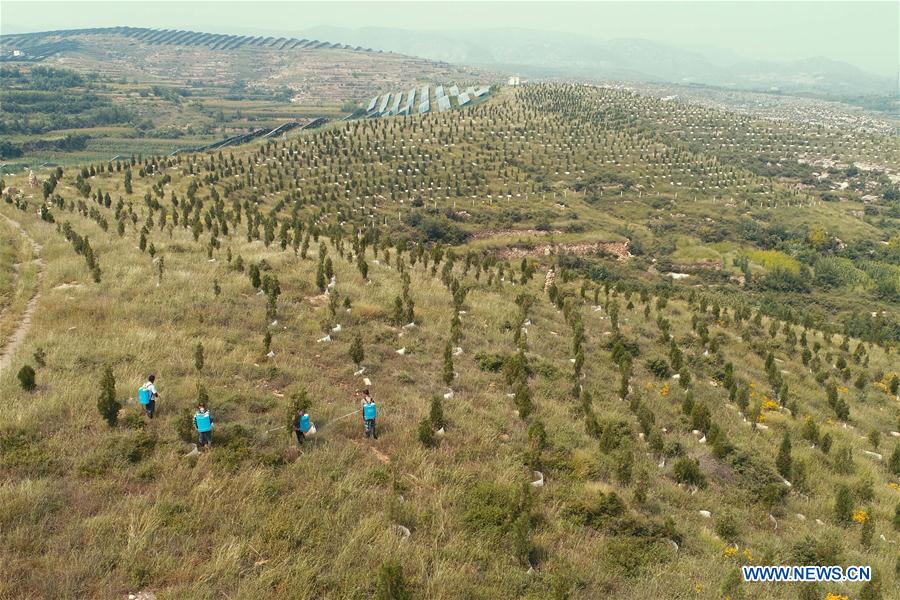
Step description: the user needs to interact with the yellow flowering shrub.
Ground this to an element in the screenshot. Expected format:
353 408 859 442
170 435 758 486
762 398 779 411
852 510 867 524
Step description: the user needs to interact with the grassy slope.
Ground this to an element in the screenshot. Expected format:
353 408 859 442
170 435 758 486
0 85 898 599
0 216 38 348
0 201 897 599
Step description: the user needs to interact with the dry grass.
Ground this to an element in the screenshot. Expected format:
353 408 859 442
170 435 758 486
2 194 897 598
0 84 898 599
0 216 39 350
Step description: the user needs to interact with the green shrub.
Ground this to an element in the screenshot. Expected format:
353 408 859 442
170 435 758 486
349 333 364 367
375 561 411 600
417 418 434 448
96 365 120 426
776 433 792 479
504 350 531 384
194 342 204 372
429 396 445 429
463 481 531 545
599 535 658 578
673 457 706 488
0 425 58 477
861 513 874 548
598 419 632 453
475 352 506 373
175 406 195 443
791 534 844 566
715 512 740 541
17 364 36 391
514 382 533 420
442 341 454 386
576 490 626 528
859 568 882 600
119 408 146 430
888 446 900 477
646 357 670 379
834 485 853 525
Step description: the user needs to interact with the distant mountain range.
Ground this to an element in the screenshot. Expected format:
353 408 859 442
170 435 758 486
299 26 898 96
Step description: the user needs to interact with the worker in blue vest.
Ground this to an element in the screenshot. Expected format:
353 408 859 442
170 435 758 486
293 409 311 445
138 374 159 418
361 389 378 439
194 403 213 449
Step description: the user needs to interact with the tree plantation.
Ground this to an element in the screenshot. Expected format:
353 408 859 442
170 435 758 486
0 82 898 599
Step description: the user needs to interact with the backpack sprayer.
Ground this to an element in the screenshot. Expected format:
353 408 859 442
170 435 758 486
263 403 378 436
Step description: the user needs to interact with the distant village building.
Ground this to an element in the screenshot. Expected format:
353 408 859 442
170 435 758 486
508 76 521 86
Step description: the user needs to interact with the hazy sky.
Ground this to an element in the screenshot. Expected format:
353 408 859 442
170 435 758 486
2 1 898 77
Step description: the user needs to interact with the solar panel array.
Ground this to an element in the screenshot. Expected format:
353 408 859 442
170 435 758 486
361 83 491 119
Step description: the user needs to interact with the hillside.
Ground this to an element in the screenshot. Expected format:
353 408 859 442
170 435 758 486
1 84 899 599
0 27 491 168
0 27 484 101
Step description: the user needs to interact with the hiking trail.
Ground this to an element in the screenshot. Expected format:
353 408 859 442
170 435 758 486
0 213 43 376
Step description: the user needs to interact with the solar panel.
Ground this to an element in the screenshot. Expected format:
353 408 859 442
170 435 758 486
418 100 430 114
458 92 470 106
435 85 444 98
367 96 378 112
465 86 475 96
377 93 391 114
399 88 416 115
474 86 489 97
449 85 460 97
437 95 451 112
389 93 402 115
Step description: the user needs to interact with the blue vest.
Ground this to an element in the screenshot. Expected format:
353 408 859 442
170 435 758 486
299 414 311 433
138 387 151 405
363 402 377 420
195 411 212 432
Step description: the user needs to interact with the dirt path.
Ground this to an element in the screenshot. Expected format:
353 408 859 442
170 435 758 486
0 213 43 376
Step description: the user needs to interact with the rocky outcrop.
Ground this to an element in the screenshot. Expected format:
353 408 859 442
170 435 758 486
500 240 630 260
